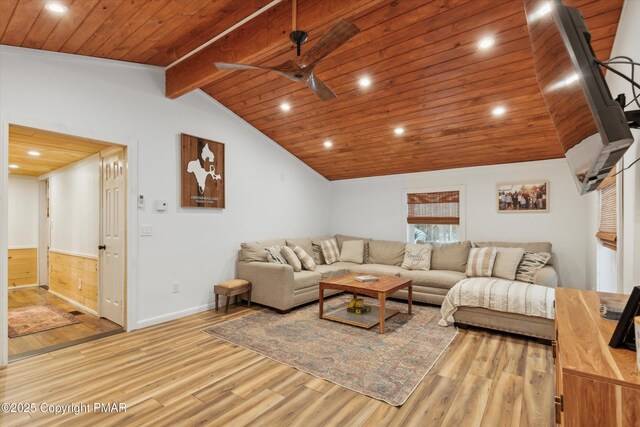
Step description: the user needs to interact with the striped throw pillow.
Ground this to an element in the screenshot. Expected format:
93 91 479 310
280 245 302 272
265 246 287 265
466 247 497 277
320 238 340 265
516 251 551 283
293 246 316 271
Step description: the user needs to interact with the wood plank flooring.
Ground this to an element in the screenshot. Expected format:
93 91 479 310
8 287 122 359
0 303 554 426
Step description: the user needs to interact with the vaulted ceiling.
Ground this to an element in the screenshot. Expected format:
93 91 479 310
0 0 624 180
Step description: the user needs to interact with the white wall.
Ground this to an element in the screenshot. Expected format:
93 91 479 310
7 175 38 249
48 157 100 258
587 0 640 295
331 159 589 288
0 46 332 327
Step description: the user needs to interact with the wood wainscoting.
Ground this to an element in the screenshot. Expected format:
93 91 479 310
48 251 98 313
8 248 37 287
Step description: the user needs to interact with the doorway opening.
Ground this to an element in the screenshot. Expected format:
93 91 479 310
7 125 127 361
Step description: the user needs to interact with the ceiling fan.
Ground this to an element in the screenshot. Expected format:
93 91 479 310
213 1 360 100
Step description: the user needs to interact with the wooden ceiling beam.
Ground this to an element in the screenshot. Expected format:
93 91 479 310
164 0 385 99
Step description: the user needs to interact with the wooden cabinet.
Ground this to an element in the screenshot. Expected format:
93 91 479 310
555 289 640 426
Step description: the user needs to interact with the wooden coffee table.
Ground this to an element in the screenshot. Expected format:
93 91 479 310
319 273 412 334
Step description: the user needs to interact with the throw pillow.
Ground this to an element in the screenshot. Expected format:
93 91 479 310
401 243 432 270
339 240 364 264
265 246 287 265
431 241 472 272
293 246 316 271
516 251 551 283
466 247 498 277
320 238 340 265
280 245 301 272
492 247 525 280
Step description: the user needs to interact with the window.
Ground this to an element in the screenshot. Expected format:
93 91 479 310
406 189 463 243
596 169 617 250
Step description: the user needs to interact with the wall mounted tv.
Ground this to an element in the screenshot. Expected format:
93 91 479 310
525 0 635 195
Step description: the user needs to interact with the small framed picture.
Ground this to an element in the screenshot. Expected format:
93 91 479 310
497 181 549 213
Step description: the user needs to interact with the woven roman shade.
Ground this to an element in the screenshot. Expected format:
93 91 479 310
596 169 617 250
407 191 460 225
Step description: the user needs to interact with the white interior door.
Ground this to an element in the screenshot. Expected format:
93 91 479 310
100 148 125 326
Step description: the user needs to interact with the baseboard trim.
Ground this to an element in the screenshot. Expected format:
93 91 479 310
137 302 215 329
8 284 39 290
47 290 99 317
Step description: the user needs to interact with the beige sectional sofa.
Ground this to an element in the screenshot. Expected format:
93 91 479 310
236 235 558 316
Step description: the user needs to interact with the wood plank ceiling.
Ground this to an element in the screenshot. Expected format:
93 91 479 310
9 125 113 176
0 0 624 180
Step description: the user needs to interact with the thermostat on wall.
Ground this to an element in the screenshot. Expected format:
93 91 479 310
154 200 168 212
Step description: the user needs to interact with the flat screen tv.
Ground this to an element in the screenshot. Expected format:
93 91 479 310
525 0 635 194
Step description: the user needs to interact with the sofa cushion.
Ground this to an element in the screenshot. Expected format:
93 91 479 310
368 240 405 266
492 247 525 280
336 234 371 262
320 238 340 265
240 239 286 263
466 247 497 277
474 241 553 265
431 241 472 272
311 236 334 265
293 246 316 271
349 263 403 277
315 263 356 279
280 245 302 272
516 251 551 283
401 243 432 270
286 238 314 259
293 271 322 291
399 269 467 290
339 240 364 264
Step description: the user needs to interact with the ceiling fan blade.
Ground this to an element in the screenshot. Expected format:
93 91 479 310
299 20 360 68
214 62 272 71
307 73 337 101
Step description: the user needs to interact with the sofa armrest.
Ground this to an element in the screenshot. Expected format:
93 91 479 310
533 265 558 288
237 261 295 311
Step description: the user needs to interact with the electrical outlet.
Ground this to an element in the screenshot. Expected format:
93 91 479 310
172 282 180 293
78 277 82 290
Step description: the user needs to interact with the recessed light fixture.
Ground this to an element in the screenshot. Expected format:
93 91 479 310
492 106 507 116
280 102 291 112
28 150 41 157
45 2 68 14
358 76 372 88
477 37 495 50
9 164 19 169
323 140 333 148
394 127 405 135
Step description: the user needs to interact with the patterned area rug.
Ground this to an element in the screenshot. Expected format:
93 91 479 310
8 304 82 338
202 296 457 406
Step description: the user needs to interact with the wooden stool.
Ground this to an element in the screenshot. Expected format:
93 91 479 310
215 279 251 313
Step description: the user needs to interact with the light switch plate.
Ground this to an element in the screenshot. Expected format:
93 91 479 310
140 224 153 236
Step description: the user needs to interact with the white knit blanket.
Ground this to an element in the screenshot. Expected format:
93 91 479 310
439 277 555 327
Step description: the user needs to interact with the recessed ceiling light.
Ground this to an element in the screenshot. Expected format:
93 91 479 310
492 106 507 116
28 150 41 156
394 127 405 135
478 37 495 50
280 102 291 112
45 2 68 14
9 164 19 169
323 140 333 148
358 76 372 88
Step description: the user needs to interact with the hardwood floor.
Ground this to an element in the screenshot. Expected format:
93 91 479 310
0 303 554 426
8 287 122 359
